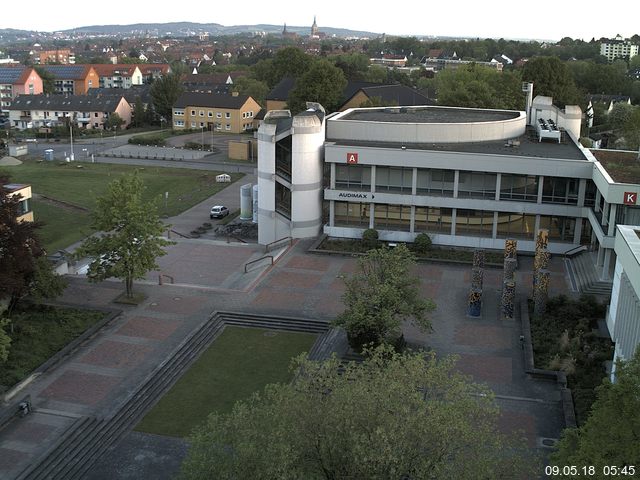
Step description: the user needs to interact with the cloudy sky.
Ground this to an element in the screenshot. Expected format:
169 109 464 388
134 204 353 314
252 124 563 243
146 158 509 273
8 0 639 41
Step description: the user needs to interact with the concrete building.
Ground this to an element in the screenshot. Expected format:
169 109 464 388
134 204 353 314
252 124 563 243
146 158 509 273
608 225 640 375
4 183 33 223
0 67 43 115
92 64 143 89
600 35 639 62
9 94 132 130
36 49 75 65
40 65 99 95
257 97 640 286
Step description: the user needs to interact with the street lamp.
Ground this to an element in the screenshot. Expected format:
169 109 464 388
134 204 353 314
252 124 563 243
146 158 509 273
201 126 204 150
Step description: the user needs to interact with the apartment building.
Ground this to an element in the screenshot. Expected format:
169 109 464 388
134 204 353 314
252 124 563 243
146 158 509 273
4 183 33 223
92 64 143 89
36 49 75 65
40 65 99 95
172 92 260 133
0 67 43 115
600 35 639 62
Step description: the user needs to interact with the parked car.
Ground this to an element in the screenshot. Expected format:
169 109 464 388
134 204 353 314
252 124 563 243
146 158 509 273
210 205 229 219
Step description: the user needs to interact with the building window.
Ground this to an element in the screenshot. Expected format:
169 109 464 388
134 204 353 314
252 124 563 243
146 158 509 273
225 112 231 119
414 207 453 234
542 177 578 205
457 171 497 199
191 122 196 128
500 174 539 202
174 110 184 116
225 124 231 130
275 182 291 220
175 120 185 127
416 169 454 197
374 204 411 231
208 111 213 117
496 212 537 239
191 110 196 116
584 181 597 207
539 215 576 241
199 110 204 116
216 112 222 118
335 164 371 191
200 122 205 127
334 201 370 227
375 166 412 193
455 209 493 236
17 198 31 216
275 136 292 182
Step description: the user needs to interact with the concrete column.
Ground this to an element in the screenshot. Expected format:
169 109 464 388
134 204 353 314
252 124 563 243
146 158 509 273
495 173 502 201
595 190 601 212
597 244 605 267
410 205 416 233
369 203 375 229
329 200 335 226
453 170 460 198
574 217 583 244
537 175 544 204
534 214 541 236
602 201 609 227
577 179 586 207
608 204 617 236
492 211 498 239
450 209 457 236
412 167 417 196
602 249 612 281
330 162 336 189
370 165 376 194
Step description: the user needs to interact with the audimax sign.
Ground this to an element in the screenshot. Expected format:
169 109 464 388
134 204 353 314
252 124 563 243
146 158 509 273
338 192 371 200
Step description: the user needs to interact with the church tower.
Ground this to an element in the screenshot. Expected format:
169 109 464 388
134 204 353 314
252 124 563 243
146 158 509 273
311 16 319 37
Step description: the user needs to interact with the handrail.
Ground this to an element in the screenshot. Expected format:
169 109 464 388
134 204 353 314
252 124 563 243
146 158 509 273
244 255 274 273
563 245 587 257
168 229 190 239
264 236 293 253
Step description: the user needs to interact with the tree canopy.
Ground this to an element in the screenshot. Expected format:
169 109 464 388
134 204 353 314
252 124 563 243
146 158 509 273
287 59 347 114
333 244 435 350
77 173 173 298
552 348 640 478
180 346 535 480
151 71 185 121
522 56 581 107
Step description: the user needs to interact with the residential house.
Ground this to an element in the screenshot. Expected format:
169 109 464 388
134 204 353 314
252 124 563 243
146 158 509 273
600 35 639 62
36 49 75 65
0 67 43 115
4 183 33 223
137 63 171 83
172 92 260 133
370 54 408 68
9 94 132 130
92 64 143 89
588 94 632 114
40 65 99 95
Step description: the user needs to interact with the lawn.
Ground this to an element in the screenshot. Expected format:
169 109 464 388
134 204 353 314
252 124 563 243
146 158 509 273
0 305 106 391
31 199 92 252
1 159 244 251
135 326 318 438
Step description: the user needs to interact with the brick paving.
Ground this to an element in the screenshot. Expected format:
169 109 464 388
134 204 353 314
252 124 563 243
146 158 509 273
0 224 576 478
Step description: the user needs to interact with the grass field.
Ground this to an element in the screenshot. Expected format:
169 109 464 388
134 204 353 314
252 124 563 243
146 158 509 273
0 305 105 391
135 327 317 438
1 159 243 251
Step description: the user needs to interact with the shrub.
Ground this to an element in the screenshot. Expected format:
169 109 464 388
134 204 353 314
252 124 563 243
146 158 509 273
128 134 165 146
362 228 379 249
184 141 204 150
413 233 432 254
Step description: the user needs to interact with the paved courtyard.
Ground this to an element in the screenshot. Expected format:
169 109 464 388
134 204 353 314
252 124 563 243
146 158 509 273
0 180 574 480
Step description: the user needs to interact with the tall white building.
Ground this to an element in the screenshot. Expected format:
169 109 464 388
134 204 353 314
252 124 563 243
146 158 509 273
600 35 639 62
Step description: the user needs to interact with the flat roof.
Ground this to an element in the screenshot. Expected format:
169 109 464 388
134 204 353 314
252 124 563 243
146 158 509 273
4 183 29 191
329 127 588 161
590 149 640 184
340 106 520 124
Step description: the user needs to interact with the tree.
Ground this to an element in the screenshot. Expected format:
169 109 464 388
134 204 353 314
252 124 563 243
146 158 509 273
76 173 173 298
552 348 640 478
333 244 435 350
287 59 347 114
181 346 535 480
0 179 44 314
0 318 10 364
331 53 370 81
622 106 640 150
435 64 524 110
522 56 581 107
105 112 125 131
231 77 269 106
151 72 185 121
34 66 55 94
131 97 147 128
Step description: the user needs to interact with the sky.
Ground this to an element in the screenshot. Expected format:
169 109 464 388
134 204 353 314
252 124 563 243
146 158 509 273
6 0 639 41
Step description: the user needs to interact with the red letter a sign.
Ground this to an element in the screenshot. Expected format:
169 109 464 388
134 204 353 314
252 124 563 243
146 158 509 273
347 152 358 164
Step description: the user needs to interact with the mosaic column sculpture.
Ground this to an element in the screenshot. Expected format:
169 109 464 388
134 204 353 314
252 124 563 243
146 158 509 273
533 249 551 295
501 279 516 319
473 249 485 269
535 229 549 252
504 258 517 281
534 269 550 317
467 287 482 317
472 267 484 291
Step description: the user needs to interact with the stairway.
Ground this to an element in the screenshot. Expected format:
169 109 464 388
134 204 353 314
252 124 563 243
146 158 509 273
566 251 613 297
17 312 329 480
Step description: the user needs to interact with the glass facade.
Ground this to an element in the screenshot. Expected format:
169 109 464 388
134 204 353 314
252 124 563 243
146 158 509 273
457 171 497 199
335 165 371 191
495 213 537 239
275 182 291 219
542 177 579 205
374 205 411 231
334 201 370 227
275 136 292 182
375 167 413 193
455 209 493 236
416 169 454 197
539 215 576 241
500 174 539 202
414 207 453 234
